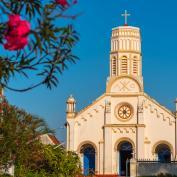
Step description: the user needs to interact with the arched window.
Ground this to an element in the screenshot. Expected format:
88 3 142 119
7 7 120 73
81 144 96 176
155 144 171 163
121 56 128 75
133 57 138 74
112 57 117 76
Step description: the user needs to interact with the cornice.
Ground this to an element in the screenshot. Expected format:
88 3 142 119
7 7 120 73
110 50 141 54
104 124 146 128
105 92 144 97
111 36 140 39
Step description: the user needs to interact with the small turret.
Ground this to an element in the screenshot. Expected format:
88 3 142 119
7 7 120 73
66 95 76 119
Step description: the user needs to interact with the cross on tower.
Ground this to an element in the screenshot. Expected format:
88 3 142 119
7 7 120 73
121 10 131 26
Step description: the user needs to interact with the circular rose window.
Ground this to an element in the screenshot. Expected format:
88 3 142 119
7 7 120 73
115 103 133 121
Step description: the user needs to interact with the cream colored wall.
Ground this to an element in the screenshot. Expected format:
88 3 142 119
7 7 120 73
143 95 175 160
74 96 106 150
110 95 139 124
67 95 107 174
67 92 176 175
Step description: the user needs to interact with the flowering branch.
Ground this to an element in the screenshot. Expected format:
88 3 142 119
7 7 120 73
0 0 79 92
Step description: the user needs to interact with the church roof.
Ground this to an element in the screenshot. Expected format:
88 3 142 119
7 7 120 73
76 94 106 117
144 92 175 117
40 134 61 145
75 92 175 119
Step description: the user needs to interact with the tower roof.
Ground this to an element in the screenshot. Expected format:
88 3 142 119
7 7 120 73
112 26 140 31
67 95 76 103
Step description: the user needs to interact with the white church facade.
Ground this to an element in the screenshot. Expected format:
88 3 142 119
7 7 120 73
66 12 177 176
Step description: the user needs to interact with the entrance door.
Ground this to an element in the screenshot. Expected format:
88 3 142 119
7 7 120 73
119 142 133 176
81 144 96 176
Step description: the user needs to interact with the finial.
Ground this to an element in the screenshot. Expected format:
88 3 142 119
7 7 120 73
121 10 131 26
67 94 76 103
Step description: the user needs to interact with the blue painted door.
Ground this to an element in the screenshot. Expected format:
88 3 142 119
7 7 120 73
83 147 95 176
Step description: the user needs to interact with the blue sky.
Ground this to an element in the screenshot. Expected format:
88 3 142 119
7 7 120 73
5 0 177 142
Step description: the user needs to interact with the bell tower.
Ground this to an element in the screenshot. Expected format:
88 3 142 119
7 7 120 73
109 10 143 87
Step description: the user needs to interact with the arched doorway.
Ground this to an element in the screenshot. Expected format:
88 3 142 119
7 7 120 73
118 141 133 176
155 144 171 162
80 144 96 176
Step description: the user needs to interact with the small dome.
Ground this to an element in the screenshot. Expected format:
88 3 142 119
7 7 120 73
67 95 76 103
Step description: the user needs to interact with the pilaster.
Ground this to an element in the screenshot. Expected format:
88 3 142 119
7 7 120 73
137 99 145 159
104 101 113 174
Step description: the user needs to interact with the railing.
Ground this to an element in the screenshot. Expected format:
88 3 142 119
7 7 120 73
137 159 177 163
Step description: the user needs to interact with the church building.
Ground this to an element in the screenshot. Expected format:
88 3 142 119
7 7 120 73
66 11 177 176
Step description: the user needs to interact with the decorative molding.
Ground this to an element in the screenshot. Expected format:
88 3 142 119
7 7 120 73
106 75 143 93
110 50 140 54
99 104 105 109
104 124 145 128
105 92 144 97
75 121 81 126
144 137 151 144
112 127 136 134
88 113 93 117
76 94 106 117
112 128 117 133
105 101 111 113
144 93 174 117
94 108 99 113
81 117 87 122
138 101 144 113
130 127 136 133
124 128 129 133
143 97 175 126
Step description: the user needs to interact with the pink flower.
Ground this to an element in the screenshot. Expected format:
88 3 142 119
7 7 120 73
4 14 30 51
8 20 30 37
56 0 68 6
8 14 21 28
4 37 28 51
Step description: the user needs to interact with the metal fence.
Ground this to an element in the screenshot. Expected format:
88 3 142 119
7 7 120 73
136 160 177 176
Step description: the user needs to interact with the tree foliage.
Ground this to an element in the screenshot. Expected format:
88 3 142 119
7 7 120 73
0 98 50 173
0 0 79 91
0 98 81 177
